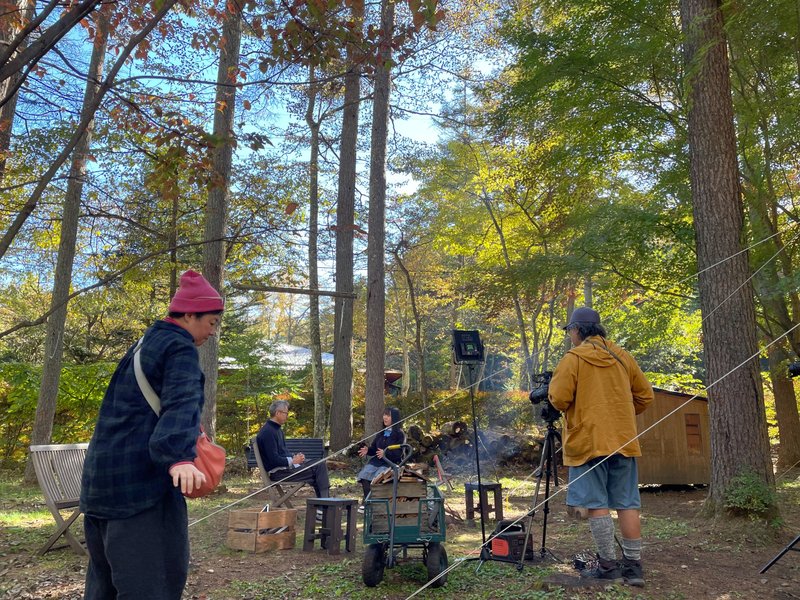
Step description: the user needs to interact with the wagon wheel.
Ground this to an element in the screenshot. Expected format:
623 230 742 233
425 542 448 587
362 543 387 587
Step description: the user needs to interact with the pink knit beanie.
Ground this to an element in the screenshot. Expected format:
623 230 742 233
168 270 224 313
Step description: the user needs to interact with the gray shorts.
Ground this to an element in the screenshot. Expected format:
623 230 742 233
566 454 641 510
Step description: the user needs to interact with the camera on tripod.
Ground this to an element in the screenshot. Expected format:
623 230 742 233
529 371 561 423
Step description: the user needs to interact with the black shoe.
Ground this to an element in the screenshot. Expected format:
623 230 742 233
579 556 624 584
621 558 645 587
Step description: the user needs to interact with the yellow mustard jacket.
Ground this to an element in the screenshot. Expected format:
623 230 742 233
548 335 653 467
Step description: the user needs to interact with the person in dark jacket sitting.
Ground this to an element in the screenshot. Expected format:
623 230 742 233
357 406 405 507
256 400 330 498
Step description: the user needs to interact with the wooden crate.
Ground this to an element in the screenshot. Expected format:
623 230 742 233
226 509 297 553
368 499 426 533
370 481 426 499
370 514 419 532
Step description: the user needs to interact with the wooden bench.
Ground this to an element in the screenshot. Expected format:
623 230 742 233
251 437 326 509
29 443 89 556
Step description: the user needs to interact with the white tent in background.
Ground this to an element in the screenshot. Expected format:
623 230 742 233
219 343 334 371
261 343 335 370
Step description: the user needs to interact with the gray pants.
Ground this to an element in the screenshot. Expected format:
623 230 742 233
271 461 331 497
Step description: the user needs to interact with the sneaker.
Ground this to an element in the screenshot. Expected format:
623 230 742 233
357 505 365 514
579 556 624 584
621 558 645 587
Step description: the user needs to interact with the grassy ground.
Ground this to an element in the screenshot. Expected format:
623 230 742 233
1 469 799 599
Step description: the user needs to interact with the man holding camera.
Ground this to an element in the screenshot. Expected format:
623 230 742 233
548 307 653 586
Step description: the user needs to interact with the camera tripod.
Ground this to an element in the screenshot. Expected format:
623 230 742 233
517 416 562 567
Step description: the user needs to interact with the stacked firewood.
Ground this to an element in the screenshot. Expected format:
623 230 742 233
405 422 545 470
369 467 431 532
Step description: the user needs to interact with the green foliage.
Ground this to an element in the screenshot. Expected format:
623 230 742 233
723 471 777 518
215 318 307 451
216 363 303 452
645 372 704 395
0 362 115 469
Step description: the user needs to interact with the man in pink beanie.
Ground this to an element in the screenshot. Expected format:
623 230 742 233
168 269 225 315
81 270 224 600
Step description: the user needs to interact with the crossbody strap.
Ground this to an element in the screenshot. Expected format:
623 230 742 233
133 337 161 416
587 339 630 376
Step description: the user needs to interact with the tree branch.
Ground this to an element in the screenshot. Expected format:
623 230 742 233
0 0 181 260
231 282 355 299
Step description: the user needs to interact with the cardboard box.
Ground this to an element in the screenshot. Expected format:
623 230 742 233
226 509 297 553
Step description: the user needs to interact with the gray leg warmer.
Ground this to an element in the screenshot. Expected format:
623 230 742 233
621 537 642 561
588 515 617 561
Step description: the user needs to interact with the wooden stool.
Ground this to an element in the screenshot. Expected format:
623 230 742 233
465 482 503 523
303 498 357 555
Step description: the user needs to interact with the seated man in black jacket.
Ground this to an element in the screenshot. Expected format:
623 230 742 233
256 400 330 498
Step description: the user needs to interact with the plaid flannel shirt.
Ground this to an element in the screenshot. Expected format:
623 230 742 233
80 320 205 519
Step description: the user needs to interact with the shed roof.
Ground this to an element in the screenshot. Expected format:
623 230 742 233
652 386 707 402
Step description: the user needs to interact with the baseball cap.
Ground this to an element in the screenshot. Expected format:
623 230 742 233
563 307 600 331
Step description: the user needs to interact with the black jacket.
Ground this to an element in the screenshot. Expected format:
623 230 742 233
365 407 405 466
256 419 289 472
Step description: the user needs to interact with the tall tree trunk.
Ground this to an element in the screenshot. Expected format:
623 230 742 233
390 276 411 396
0 0 180 260
393 244 430 430
200 4 242 438
480 191 532 388
767 345 800 470
0 0 104 89
583 275 593 308
742 167 800 469
448 301 458 389
169 193 178 298
24 4 112 482
0 0 34 181
562 289 576 355
731 43 800 359
365 0 395 437
680 0 774 512
305 65 326 439
330 0 364 451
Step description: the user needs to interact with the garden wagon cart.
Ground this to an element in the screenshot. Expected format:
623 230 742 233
361 444 448 587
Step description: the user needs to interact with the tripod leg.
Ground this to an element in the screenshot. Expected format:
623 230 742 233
760 534 800 574
518 434 550 568
539 427 561 562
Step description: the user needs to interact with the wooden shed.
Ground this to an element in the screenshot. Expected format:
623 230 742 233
635 388 710 485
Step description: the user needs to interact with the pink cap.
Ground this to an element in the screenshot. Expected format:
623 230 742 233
168 270 224 313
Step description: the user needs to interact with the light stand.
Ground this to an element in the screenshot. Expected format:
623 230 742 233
452 330 492 564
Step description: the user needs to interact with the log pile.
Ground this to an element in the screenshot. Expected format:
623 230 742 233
405 422 544 472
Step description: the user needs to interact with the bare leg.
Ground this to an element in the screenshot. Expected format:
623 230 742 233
617 509 641 539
